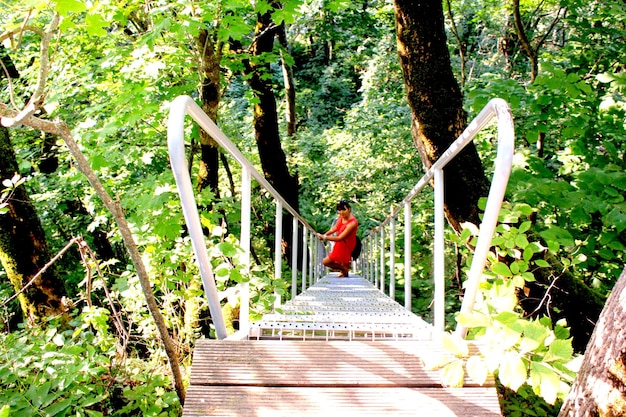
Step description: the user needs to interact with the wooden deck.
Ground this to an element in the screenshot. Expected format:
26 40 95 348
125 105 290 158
183 275 502 416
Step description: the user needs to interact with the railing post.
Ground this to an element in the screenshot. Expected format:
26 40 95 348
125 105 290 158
312 238 317 282
301 228 308 292
240 167 251 332
365 239 376 281
309 233 315 287
374 226 385 292
274 201 283 308
373 231 379 284
404 201 412 311
361 239 372 281
291 217 298 300
389 210 396 300
433 168 445 333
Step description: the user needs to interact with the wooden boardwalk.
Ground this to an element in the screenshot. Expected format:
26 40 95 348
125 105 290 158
183 275 502 416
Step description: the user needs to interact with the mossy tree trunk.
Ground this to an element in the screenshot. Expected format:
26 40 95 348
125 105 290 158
391 0 604 352
392 0 489 231
244 11 299 211
195 28 222 195
232 4 299 263
558 266 626 416
0 126 68 326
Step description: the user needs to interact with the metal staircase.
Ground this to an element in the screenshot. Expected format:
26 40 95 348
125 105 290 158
249 275 432 341
166 96 515 416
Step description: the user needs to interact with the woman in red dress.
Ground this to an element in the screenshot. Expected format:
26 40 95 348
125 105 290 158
317 200 359 277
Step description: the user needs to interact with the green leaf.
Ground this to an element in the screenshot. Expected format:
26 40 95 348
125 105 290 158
494 311 519 325
518 221 532 233
85 13 108 37
529 362 560 404
90 154 108 170
43 398 72 416
519 321 549 353
0 405 9 417
56 0 87 16
491 262 512 277
217 241 238 257
539 226 574 249
499 353 527 391
515 234 529 249
543 339 573 362
441 359 465 388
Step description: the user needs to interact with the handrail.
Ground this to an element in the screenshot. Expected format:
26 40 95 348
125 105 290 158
363 98 514 337
167 95 323 339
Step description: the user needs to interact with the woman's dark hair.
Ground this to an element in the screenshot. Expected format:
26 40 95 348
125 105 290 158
336 200 351 211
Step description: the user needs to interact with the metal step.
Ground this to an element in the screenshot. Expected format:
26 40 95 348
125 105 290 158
250 275 432 341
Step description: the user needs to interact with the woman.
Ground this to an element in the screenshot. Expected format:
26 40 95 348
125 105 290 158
317 200 359 277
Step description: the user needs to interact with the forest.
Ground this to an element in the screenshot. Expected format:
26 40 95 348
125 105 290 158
0 0 625 415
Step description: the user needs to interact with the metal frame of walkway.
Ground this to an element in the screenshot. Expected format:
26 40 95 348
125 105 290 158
183 274 501 416
167 96 514 416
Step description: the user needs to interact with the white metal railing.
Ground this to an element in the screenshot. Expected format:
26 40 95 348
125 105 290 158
167 95 325 340
361 98 515 337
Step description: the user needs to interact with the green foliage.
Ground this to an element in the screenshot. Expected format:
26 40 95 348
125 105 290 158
1 0 625 414
0 315 180 416
0 174 24 216
499 383 563 417
445 202 579 405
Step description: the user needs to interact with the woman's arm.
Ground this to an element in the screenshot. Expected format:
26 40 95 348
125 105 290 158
317 216 340 241
326 219 356 242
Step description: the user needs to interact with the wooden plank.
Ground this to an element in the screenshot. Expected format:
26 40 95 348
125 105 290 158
189 340 494 388
182 386 502 417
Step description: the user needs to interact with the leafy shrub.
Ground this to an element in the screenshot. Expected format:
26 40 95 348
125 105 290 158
0 313 181 417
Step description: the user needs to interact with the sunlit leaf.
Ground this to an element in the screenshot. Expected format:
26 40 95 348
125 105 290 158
456 311 490 328
530 362 560 404
442 332 469 357
499 353 527 391
491 262 512 277
55 0 87 16
441 360 465 388
466 356 489 385
543 339 574 362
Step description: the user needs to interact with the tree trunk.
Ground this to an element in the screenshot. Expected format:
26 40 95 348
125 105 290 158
511 0 538 82
195 29 222 195
0 126 68 325
392 0 489 231
392 0 604 354
520 250 605 353
242 10 299 211
558 265 626 416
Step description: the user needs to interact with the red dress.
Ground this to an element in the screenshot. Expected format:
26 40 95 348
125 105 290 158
329 217 359 264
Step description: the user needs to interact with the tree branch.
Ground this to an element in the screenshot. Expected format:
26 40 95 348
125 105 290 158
0 15 59 127
0 104 186 403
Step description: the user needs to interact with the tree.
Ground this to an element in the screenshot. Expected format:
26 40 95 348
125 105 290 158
0 11 186 403
392 0 489 231
510 0 566 83
236 3 299 211
558 265 626 416
0 126 68 326
195 23 223 195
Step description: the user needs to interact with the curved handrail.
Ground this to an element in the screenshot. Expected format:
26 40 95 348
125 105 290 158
364 98 515 336
167 95 321 339
169 96 315 227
